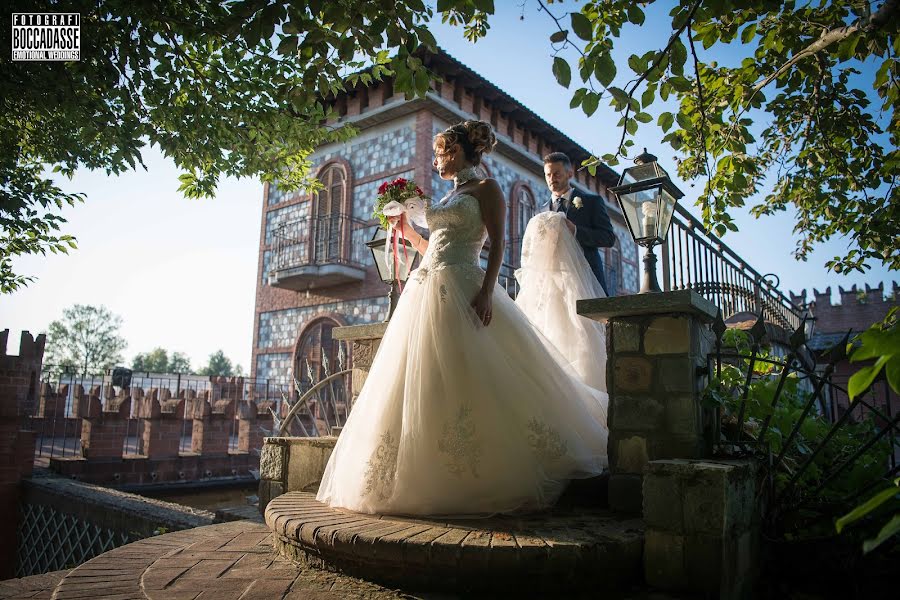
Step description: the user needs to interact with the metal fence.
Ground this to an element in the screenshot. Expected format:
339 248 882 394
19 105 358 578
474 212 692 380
705 314 898 539
30 368 293 465
662 204 805 330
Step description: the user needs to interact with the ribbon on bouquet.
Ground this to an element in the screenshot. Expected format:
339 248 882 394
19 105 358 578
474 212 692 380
383 197 426 293
385 214 411 293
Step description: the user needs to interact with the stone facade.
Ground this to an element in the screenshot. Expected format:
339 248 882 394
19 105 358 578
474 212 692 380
253 48 639 385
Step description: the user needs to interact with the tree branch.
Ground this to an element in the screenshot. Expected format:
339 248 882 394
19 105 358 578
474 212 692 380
752 0 900 94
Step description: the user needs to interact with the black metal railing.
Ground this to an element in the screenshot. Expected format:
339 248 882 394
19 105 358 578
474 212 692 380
662 204 805 330
30 368 292 463
704 314 899 539
271 213 370 272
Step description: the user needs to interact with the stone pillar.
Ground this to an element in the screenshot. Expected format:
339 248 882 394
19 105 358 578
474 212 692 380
80 392 130 459
333 323 388 407
643 459 759 599
578 289 717 514
138 394 184 459
258 436 337 515
190 394 233 455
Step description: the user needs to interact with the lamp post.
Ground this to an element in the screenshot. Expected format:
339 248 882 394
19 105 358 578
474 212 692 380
609 148 684 294
366 228 416 321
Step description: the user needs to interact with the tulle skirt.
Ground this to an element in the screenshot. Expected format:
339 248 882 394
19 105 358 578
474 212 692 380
515 212 609 392
316 259 608 517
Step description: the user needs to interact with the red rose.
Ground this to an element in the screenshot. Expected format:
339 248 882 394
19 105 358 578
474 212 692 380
394 178 407 186
415 186 424 196
378 182 388 194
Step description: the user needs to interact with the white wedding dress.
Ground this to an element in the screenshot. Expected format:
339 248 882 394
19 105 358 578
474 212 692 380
317 191 609 517
515 212 609 393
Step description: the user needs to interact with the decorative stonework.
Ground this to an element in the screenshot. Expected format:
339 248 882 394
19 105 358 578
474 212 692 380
257 297 389 351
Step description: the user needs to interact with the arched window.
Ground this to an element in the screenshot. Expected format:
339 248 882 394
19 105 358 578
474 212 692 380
605 239 622 297
516 186 536 240
509 182 536 268
313 165 348 263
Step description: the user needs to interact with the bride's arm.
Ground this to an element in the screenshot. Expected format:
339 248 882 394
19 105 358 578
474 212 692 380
477 179 507 293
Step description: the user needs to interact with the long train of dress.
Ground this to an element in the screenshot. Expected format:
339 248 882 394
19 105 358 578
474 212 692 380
316 192 608 517
515 211 609 393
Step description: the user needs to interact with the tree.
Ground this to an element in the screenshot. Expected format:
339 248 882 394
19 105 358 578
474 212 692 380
131 347 192 373
199 350 239 376
523 0 898 274
44 304 127 374
1 0 489 293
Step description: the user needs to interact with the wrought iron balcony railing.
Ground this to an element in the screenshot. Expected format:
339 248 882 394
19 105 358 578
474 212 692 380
661 204 806 330
269 214 372 291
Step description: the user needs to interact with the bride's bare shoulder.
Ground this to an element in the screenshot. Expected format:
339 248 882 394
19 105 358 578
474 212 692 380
471 178 503 204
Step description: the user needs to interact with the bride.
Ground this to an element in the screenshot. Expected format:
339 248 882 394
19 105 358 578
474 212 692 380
316 120 608 517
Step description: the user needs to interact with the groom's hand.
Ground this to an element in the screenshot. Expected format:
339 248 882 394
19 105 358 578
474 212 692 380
564 219 577 236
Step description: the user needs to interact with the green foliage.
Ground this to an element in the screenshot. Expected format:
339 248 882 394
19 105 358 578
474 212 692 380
486 0 900 274
132 347 192 373
847 307 900 400
836 478 900 553
2 0 484 293
44 304 127 374
199 349 242 377
703 329 892 537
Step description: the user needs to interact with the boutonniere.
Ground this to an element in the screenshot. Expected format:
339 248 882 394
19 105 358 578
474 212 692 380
572 196 584 209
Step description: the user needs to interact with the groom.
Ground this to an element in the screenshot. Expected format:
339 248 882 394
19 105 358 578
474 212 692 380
542 152 617 295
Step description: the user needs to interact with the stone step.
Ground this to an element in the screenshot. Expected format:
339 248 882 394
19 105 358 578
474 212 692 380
265 491 645 594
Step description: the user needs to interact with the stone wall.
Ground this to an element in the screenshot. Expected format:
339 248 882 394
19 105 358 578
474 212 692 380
17 473 214 577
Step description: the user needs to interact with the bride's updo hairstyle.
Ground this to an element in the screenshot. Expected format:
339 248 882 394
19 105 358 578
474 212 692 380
435 120 497 166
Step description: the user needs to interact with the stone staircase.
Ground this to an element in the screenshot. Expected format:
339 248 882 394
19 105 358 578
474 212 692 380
264 474 648 595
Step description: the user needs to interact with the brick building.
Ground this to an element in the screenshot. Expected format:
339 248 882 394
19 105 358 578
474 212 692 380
252 48 639 385
791 281 899 418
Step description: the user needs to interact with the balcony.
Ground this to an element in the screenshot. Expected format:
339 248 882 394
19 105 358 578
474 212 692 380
268 214 371 291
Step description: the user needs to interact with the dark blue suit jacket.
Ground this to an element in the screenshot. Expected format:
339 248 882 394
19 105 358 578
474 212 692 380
547 191 617 295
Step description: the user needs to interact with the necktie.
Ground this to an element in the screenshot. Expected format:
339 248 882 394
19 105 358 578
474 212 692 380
554 197 567 212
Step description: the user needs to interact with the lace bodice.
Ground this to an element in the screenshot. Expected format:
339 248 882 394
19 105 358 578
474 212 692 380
419 193 487 271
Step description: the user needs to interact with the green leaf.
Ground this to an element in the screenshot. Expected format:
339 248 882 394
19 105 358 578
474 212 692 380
670 37 687 76
583 92 600 116
594 52 616 87
836 484 899 533
641 84 656 108
863 514 900 554
635 112 652 123
847 357 888 400
571 12 592 41
741 23 757 44
550 29 568 43
625 118 638 134
658 112 674 132
553 57 571 88
626 4 645 25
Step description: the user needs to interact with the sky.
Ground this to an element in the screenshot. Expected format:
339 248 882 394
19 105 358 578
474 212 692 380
1 1 895 370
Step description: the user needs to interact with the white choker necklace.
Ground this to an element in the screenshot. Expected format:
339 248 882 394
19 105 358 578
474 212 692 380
453 166 478 188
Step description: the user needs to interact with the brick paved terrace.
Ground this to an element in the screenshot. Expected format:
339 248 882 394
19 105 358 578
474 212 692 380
0 518 688 600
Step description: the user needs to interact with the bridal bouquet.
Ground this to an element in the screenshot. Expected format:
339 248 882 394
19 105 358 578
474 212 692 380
372 177 430 291
372 177 429 230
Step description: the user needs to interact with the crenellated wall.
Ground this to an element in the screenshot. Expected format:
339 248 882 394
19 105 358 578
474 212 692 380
790 281 899 334
0 329 46 579
33 376 276 486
